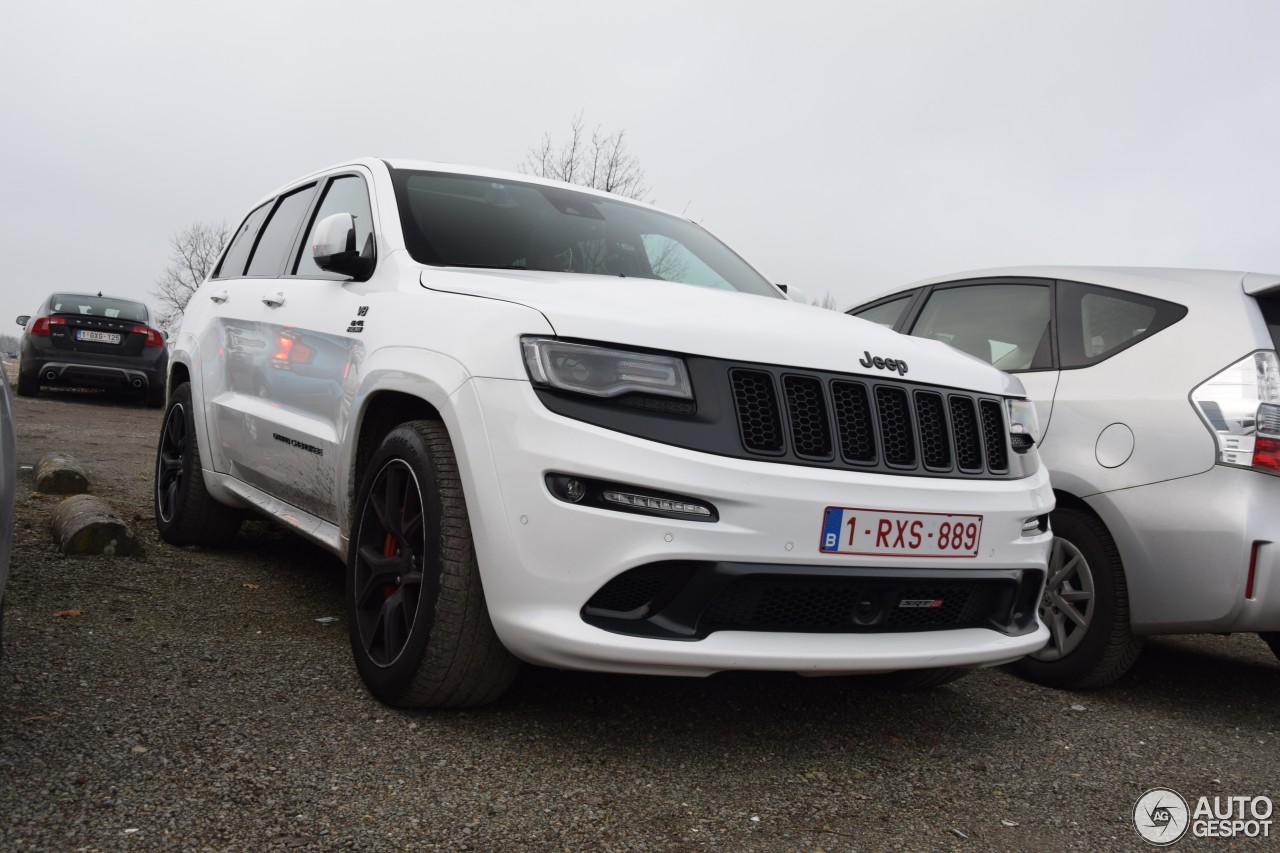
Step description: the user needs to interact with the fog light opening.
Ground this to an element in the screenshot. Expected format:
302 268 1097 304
1021 514 1049 535
544 473 718 522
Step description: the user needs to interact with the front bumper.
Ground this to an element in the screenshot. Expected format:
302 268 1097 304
1088 464 1280 634
452 377 1054 675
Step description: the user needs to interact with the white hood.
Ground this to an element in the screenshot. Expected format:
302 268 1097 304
422 269 1023 397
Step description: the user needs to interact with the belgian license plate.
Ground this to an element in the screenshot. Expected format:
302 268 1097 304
76 329 121 344
820 506 983 558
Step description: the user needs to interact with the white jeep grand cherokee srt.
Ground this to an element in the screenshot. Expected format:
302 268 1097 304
154 158 1054 707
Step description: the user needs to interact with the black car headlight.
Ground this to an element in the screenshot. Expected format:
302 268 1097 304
521 337 693 399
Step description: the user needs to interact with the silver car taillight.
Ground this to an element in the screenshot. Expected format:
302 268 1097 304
1191 350 1280 473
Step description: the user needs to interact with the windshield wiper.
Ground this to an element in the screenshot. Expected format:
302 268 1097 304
443 262 527 270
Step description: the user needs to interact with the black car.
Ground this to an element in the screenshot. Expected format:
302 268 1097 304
15 293 169 407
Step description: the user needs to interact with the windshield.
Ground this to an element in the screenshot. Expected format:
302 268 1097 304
390 169 781 298
50 294 148 322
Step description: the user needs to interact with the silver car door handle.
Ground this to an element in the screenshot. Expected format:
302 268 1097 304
262 292 286 308
209 290 229 304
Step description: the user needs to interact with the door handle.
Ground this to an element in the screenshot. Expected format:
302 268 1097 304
262 292 286 308
209 290 229 304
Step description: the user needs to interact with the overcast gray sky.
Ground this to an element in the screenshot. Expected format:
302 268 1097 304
4 0 1279 331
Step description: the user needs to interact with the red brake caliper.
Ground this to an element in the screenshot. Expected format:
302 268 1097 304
382 533 398 599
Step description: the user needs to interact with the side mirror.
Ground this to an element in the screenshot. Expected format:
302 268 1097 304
312 213 375 281
16 315 29 326
784 285 810 305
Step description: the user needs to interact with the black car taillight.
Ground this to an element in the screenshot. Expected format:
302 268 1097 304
30 316 65 336
132 325 165 347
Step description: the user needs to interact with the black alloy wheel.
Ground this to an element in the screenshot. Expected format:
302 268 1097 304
351 458 429 669
153 382 242 546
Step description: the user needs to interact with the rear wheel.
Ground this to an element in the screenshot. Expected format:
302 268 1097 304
347 420 519 708
16 367 37 398
154 382 242 546
1012 507 1143 689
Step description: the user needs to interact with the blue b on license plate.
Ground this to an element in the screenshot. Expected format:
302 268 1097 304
819 506 982 558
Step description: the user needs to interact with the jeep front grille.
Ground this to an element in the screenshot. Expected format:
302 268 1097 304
730 368 1011 478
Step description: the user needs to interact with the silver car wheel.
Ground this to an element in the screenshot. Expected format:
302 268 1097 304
1031 536 1096 662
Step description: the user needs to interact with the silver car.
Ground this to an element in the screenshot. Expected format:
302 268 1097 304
849 267 1280 687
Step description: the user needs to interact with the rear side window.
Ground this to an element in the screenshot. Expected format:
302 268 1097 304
910 283 1053 371
214 203 271 279
850 294 914 329
245 185 317 277
1057 282 1186 368
1260 296 1280 352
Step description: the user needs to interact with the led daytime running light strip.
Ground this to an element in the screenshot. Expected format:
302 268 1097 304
601 490 712 517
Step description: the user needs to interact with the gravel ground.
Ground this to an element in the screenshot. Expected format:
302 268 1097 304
1 390 1277 852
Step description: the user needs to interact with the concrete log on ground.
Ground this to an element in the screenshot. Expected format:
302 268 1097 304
35 452 90 495
50 494 142 556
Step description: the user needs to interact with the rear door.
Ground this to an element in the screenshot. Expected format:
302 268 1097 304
203 182 322 511
242 171 381 522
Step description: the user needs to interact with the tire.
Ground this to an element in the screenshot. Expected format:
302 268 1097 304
347 420 519 708
875 667 970 690
1012 507 1143 689
16 367 38 398
153 382 242 546
145 381 165 409
1261 633 1280 662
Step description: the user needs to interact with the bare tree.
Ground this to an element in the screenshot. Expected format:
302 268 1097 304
813 292 840 311
522 113 648 200
153 221 229 331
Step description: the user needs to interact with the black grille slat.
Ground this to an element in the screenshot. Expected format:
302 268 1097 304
914 392 951 471
831 380 877 464
979 400 1009 472
875 386 916 467
730 369 784 454
949 395 983 473
783 375 833 458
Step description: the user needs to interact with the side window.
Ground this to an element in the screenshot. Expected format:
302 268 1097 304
214 203 271 279
1260 296 1280 352
910 283 1053 371
850 294 914 329
1057 282 1187 368
294 175 375 277
245 184 316 277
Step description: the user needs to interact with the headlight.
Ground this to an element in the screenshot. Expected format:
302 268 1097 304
521 337 693 399
1005 398 1041 451
1191 350 1280 472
